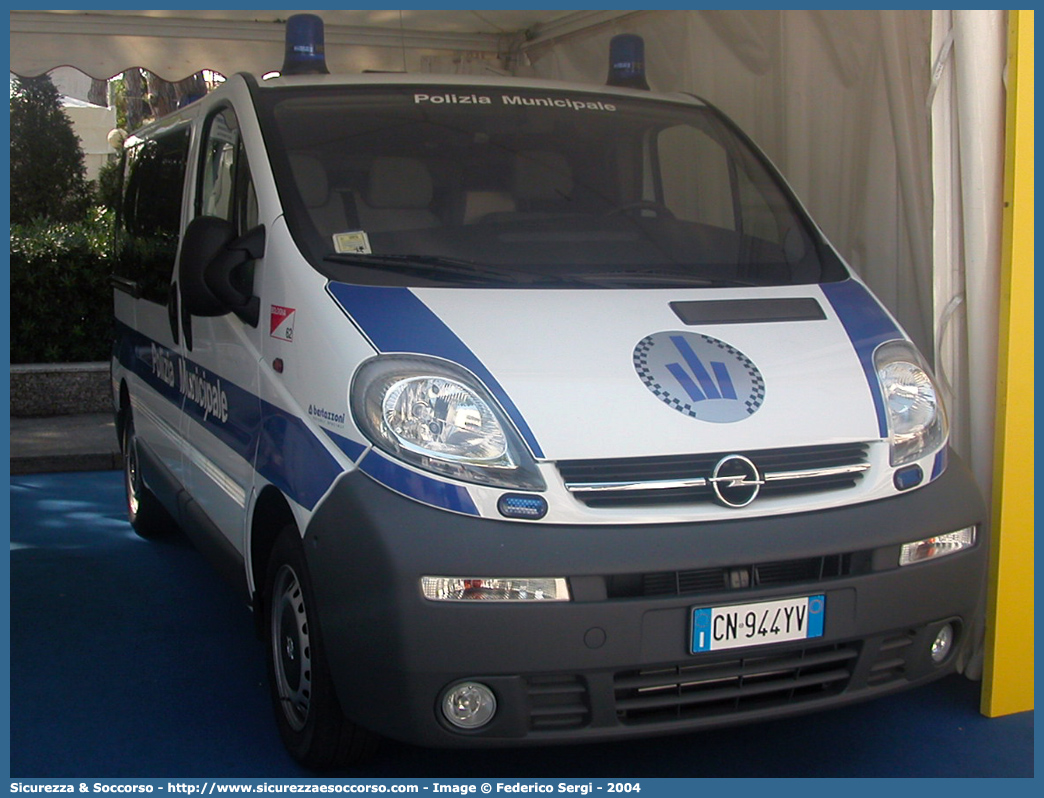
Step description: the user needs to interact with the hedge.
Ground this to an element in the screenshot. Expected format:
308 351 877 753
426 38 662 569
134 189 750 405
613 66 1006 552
10 210 116 363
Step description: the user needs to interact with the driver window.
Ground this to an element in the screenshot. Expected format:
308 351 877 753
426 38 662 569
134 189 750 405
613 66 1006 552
198 106 258 234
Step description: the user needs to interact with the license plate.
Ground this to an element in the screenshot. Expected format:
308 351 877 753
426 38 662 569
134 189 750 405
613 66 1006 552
691 594 825 653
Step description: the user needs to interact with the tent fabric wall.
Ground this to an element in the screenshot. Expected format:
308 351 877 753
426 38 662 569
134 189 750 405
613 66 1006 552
7 10 637 81
929 10 1008 499
8 11 496 80
61 101 118 183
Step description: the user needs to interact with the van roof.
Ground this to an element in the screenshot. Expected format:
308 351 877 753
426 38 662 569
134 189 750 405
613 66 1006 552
122 71 708 143
250 71 706 107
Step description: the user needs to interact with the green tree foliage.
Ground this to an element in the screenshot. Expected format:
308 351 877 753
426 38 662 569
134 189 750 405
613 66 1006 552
95 156 124 212
10 210 115 363
10 74 93 224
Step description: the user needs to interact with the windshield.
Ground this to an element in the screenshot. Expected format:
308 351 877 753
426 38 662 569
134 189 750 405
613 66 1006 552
254 83 845 288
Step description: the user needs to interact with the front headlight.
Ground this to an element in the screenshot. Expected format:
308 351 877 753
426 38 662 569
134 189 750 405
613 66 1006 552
351 355 545 490
874 340 948 466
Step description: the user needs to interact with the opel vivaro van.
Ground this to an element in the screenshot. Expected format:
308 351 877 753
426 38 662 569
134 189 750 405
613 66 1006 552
111 42 988 768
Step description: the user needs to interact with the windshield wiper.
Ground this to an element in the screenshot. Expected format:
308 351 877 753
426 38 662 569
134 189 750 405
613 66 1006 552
323 253 591 287
569 268 759 288
325 252 538 285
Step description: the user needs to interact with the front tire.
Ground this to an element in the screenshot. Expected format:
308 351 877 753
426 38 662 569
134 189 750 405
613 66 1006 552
265 526 379 769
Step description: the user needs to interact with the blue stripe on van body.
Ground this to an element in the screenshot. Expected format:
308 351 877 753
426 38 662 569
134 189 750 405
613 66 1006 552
115 322 478 515
319 428 480 516
359 450 479 516
113 321 185 412
114 321 262 464
820 280 901 438
321 428 368 462
114 322 343 511
327 282 545 459
256 400 344 510
931 447 948 482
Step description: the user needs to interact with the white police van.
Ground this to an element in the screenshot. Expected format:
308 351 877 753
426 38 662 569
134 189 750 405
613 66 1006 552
111 28 987 769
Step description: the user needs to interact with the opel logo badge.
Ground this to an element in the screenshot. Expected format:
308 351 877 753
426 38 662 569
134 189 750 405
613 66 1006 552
709 454 764 508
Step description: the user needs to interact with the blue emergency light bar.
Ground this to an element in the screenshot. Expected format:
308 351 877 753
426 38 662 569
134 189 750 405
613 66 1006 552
607 34 649 90
282 13 329 75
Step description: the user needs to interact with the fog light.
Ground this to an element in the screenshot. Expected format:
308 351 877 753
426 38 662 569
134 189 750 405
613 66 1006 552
899 527 976 566
931 623 955 663
441 681 496 729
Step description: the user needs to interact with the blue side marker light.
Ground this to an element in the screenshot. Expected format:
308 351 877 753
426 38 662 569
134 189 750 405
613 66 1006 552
282 14 330 75
894 465 923 491
498 494 548 520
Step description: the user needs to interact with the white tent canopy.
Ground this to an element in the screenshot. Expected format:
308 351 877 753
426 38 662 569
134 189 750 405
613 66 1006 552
8 8 1007 498
9 9 638 80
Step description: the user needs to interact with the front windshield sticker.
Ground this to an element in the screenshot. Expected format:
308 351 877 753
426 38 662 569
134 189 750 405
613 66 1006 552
634 331 765 423
333 230 372 254
414 93 618 113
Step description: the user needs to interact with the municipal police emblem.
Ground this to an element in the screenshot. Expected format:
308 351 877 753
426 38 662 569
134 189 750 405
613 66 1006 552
633 331 765 423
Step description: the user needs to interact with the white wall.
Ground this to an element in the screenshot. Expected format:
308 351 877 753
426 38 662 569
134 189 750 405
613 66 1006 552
62 101 117 183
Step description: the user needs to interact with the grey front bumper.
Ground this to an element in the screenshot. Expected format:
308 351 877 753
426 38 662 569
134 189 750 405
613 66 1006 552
303 450 987 748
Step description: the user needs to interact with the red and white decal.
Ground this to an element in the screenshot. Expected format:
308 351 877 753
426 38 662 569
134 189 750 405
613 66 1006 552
270 305 296 342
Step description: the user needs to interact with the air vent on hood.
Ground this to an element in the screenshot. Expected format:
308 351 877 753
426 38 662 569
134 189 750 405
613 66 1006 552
670 298 826 325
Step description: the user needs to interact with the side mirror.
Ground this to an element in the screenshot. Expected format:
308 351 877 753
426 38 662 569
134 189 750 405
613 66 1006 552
178 216 264 327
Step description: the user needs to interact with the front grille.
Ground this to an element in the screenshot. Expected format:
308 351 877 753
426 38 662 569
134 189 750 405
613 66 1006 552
558 442 870 508
607 552 870 599
525 674 590 731
614 643 858 725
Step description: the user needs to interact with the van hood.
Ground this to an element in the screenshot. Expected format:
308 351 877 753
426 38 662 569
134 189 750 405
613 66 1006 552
328 280 900 461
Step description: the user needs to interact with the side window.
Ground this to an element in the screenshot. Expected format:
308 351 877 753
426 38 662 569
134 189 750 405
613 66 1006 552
657 124 735 231
197 106 258 234
734 165 783 245
115 127 191 304
657 123 782 245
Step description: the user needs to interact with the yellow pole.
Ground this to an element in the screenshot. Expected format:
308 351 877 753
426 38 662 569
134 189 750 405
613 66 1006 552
981 8 1034 717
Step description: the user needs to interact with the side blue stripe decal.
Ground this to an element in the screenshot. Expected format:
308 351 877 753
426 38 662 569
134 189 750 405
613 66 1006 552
113 322 185 412
116 322 479 516
321 428 368 462
324 423 478 515
327 282 545 459
359 451 479 516
255 401 345 510
115 322 346 511
820 280 901 438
